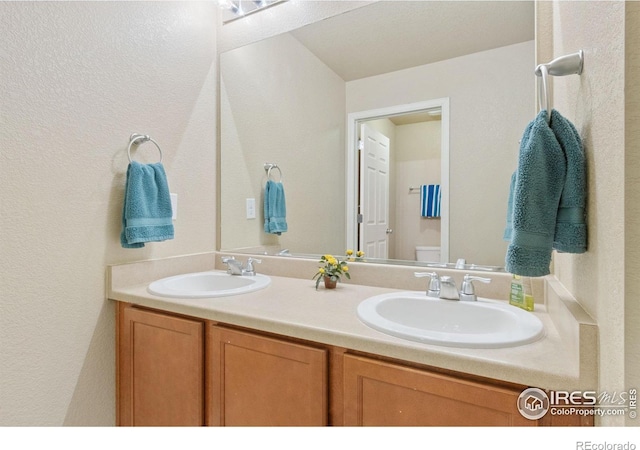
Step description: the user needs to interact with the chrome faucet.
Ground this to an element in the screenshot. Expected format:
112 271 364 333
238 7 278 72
415 272 491 301
438 276 459 300
221 256 244 275
221 256 262 276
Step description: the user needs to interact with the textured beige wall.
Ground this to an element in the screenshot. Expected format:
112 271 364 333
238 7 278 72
220 33 346 254
0 2 217 425
347 41 534 267
537 0 636 426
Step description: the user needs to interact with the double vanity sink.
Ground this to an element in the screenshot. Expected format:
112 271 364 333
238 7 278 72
110 254 597 426
146 270 544 349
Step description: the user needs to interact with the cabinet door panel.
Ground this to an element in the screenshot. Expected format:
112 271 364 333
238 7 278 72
118 306 204 426
209 326 327 426
343 354 533 426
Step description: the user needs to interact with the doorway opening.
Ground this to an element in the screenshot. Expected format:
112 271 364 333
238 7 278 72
346 99 450 262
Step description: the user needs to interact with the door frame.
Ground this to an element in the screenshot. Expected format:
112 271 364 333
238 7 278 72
346 98 450 262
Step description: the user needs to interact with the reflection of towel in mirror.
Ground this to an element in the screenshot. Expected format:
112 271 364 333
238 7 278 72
264 180 287 235
121 161 174 248
549 109 587 253
420 184 441 218
505 110 566 277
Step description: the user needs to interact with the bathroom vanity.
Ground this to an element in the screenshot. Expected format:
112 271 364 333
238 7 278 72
109 252 597 427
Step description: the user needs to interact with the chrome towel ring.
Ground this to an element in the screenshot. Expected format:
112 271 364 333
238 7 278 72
127 133 163 164
264 163 283 183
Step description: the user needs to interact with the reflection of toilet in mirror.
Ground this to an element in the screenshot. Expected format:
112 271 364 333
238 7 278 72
415 246 440 262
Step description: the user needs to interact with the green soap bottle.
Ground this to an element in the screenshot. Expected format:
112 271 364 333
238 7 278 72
509 274 535 311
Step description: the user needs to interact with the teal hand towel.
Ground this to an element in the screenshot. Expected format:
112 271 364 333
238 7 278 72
550 109 587 253
504 120 535 242
120 161 174 248
263 180 287 235
505 110 566 276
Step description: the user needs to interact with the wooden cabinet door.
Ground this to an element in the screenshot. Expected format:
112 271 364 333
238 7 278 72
208 326 328 426
343 354 533 426
117 305 204 426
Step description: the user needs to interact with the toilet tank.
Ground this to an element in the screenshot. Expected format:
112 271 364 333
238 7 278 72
415 246 441 262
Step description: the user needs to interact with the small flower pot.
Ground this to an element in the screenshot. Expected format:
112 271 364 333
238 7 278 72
323 276 337 289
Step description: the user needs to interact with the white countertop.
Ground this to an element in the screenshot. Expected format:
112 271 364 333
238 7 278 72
108 253 598 391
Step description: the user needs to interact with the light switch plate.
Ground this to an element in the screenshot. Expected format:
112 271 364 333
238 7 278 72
246 198 256 219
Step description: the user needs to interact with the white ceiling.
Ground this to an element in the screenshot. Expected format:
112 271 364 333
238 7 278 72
290 1 535 82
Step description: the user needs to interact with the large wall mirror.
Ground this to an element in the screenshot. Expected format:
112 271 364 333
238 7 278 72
219 1 535 269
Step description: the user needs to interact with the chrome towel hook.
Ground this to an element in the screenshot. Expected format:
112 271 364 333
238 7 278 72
534 50 584 77
535 50 584 124
127 133 163 164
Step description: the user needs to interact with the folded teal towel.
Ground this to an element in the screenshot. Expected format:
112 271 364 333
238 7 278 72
264 180 287 235
504 120 534 242
120 162 174 248
505 110 566 276
550 109 587 253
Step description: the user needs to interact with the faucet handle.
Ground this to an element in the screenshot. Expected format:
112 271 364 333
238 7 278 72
244 257 262 275
246 257 261 268
415 272 440 297
414 272 434 278
460 274 491 301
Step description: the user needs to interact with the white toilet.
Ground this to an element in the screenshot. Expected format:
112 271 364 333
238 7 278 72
415 246 441 262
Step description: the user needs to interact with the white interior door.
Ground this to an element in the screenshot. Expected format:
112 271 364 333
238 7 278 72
359 124 390 259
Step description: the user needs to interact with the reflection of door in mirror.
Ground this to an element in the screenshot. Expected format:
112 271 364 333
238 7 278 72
359 124 390 259
357 110 443 262
348 99 449 263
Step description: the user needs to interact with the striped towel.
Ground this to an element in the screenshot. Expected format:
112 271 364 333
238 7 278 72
420 184 441 218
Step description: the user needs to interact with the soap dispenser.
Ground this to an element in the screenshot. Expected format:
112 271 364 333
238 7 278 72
509 274 535 311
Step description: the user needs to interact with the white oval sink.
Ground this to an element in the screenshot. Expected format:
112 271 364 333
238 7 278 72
357 291 544 348
148 271 271 299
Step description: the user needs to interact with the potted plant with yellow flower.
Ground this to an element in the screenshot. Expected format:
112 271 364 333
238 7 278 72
313 250 364 290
